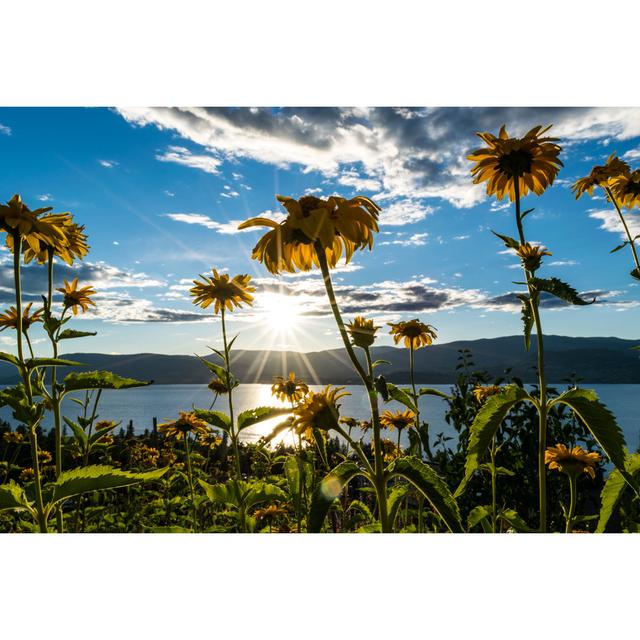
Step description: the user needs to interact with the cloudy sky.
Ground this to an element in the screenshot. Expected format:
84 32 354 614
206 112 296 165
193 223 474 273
1 107 640 355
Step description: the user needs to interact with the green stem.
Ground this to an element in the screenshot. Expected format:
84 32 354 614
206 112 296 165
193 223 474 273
604 186 640 273
13 233 47 533
490 437 497 534
565 473 577 534
184 435 198 531
514 180 547 533
315 244 390 532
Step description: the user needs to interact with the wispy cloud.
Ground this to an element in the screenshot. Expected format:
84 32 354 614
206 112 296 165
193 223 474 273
164 210 285 235
99 159 118 168
381 232 428 247
589 208 640 240
0 123 11 136
156 146 221 175
37 193 53 202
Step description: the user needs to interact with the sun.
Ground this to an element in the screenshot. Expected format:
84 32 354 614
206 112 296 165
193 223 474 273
260 293 302 334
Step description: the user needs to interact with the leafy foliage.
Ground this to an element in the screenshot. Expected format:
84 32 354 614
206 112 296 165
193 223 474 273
529 277 595 306
63 371 152 393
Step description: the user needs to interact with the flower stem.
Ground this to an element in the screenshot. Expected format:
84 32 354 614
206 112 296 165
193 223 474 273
13 233 47 533
315 244 390 532
490 437 497 533
184 435 198 531
565 473 577 534
514 180 548 533
604 186 640 273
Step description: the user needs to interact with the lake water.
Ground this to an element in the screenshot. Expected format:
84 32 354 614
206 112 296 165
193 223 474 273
2 383 639 451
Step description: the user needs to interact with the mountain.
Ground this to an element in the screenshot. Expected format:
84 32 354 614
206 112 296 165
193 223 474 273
1 335 639 385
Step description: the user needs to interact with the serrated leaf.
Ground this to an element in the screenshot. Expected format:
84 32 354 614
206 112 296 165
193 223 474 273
0 351 20 368
237 406 291 432
64 416 88 447
26 357 81 370
418 387 450 400
550 388 627 471
63 370 152 393
196 355 239 387
309 461 366 532
530 277 595 306
468 505 492 530
50 465 168 505
596 453 640 533
387 483 409 528
492 230 520 250
385 383 417 413
498 509 535 532
455 385 532 497
517 293 534 351
0 481 34 514
57 329 97 340
193 408 232 433
371 359 391 369
388 456 463 533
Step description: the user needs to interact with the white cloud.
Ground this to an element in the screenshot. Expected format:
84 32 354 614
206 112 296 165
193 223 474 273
336 168 382 191
99 159 118 168
220 190 240 198
589 208 640 240
379 200 436 225
37 193 53 202
165 210 285 235
622 147 640 161
164 190 175 197
548 260 579 267
381 232 428 247
0 123 11 136
156 145 221 175
453 234 470 240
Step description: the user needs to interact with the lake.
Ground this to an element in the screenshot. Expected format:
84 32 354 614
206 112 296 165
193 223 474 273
2 383 639 450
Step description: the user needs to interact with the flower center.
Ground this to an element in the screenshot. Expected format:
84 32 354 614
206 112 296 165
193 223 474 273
498 149 533 177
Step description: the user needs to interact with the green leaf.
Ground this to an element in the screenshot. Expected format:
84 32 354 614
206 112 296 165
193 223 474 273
198 479 285 509
64 416 88 448
244 482 287 509
0 351 20 368
237 406 291 432
467 505 492 531
596 453 640 533
418 387 450 400
0 481 34 514
387 483 410 528
530 277 596 306
150 526 192 533
611 240 630 254
385 383 417 413
57 329 97 340
517 293 534 351
455 385 532 497
371 359 391 369
491 230 520 250
388 456 463 533
261 417 293 443
193 409 232 433
498 509 535 533
550 388 627 472
49 465 168 506
63 370 152 393
309 461 366 532
196 355 239 387
631 267 640 281
26 357 81 370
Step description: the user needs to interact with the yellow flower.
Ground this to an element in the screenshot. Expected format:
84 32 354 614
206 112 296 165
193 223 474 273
56 278 97 315
158 411 211 441
346 316 380 348
388 319 437 350
545 444 601 479
208 376 231 395
610 169 640 209
19 467 35 482
515 242 552 272
0 303 43 333
254 504 287 523
190 269 255 314
468 125 563 201
3 431 24 444
271 372 309 403
238 194 380 274
380 409 415 431
292 385 350 434
473 385 503 403
129 444 160 468
0 194 67 253
572 153 630 199
37 450 52 465
379 438 402 463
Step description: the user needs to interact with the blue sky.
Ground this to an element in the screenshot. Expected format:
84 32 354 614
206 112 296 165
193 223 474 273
1 106 639 356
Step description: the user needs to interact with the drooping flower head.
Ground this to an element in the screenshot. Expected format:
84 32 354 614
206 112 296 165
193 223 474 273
610 169 640 209
379 438 402 463
572 153 630 199
271 372 309 403
208 376 231 395
380 409 416 431
472 385 503 403
545 443 601 479
158 411 211 441
346 316 380 349
190 269 255 314
254 504 287 525
0 303 43 333
468 125 563 201
238 194 380 274
515 242 552 272
388 319 437 350
292 385 350 436
56 278 97 315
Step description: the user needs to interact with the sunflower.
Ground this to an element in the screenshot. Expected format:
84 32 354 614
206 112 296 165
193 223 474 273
56 278 97 315
238 194 380 274
515 242 552 272
346 316 380 348
468 125 563 201
158 412 211 441
292 385 349 435
545 444 601 479
388 319 437 350
254 504 287 523
0 194 68 253
472 385 503 403
208 376 231 395
0 303 43 333
572 153 630 199
190 269 255 314
380 409 416 431
2 430 24 444
610 169 640 209
271 372 309 403
379 438 402 463
19 467 35 482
